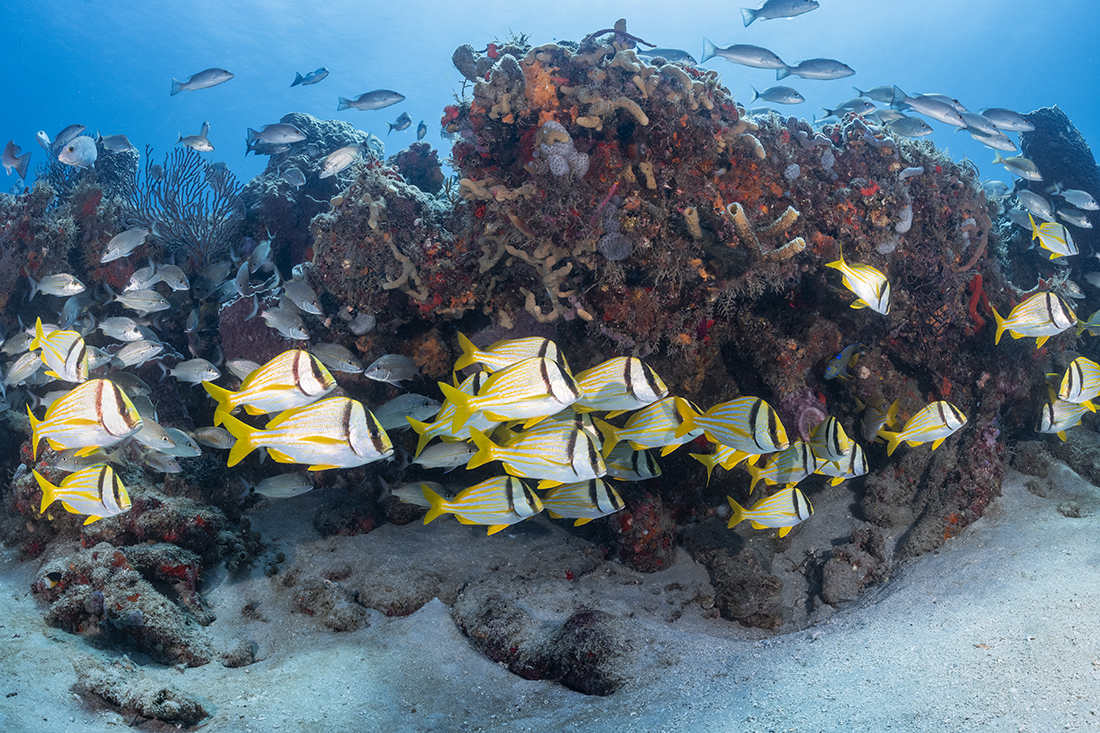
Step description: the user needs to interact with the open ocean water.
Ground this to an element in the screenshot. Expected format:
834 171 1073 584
4 0 1099 188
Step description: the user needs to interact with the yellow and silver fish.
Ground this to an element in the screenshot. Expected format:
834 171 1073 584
992 292 1076 348
675 396 789 455
27 379 143 459
408 372 500 455
1036 398 1090 440
689 444 753 485
467 426 605 489
1077 307 1100 337
222 396 392 470
571 357 668 416
745 440 818 490
453 332 570 373
815 443 869 485
203 349 336 425
808 416 852 462
597 396 704 457
4 351 43 388
727 485 813 537
604 442 662 482
34 464 131 524
881 400 967 456
857 395 899 443
423 475 543 535
438 356 580 431
542 479 625 526
825 247 890 315
30 318 89 383
1029 213 1077 258
1057 356 1100 410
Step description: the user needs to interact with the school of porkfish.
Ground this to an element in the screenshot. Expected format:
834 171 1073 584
10 142 1100 539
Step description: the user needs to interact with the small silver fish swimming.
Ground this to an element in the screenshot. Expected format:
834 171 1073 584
281 167 306 188
252 473 315 498
261 308 309 340
102 227 151 264
309 343 363 373
282 280 322 315
178 134 214 152
387 112 412 135
98 133 134 152
171 68 234 95
291 67 329 87
319 145 361 179
58 136 98 168
111 339 164 369
163 358 220 384
373 393 441 431
28 273 85 300
364 354 419 386
337 90 405 111
741 0 819 26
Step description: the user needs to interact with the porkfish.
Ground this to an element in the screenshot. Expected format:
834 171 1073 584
423 475 542 535
1057 357 1100 410
674 396 789 455
34 463 131 524
437 357 580 431
27 379 143 459
203 349 336 425
453 332 570 373
727 485 814 537
571 356 669 416
825 247 891 315
880 400 967 456
222 397 392 470
814 443 869 486
30 318 89 383
541 478 625 526
992 292 1076 348
597 396 704 458
466 426 606 489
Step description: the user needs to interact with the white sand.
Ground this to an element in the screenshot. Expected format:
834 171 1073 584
1 464 1098 732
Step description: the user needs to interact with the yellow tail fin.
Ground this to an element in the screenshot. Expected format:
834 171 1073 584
221 413 258 467
26 405 42 460
466 427 497 470
673 397 699 439
594 418 619 458
881 429 903 456
29 317 45 351
201 381 237 426
422 486 448 524
453 332 480 371
33 470 58 514
992 307 1006 345
726 496 745 530
437 381 474 433
690 453 718 485
407 417 434 456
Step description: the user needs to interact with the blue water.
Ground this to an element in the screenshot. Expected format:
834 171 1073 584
3 0 1099 189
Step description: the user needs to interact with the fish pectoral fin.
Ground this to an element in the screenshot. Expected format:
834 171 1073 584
546 509 564 519
486 524 509 535
749 520 768 530
573 517 594 526
520 415 549 430
83 515 103 525
454 515 477 525
45 370 62 380
604 409 629 419
307 464 339 471
830 477 844 486
243 404 267 416
1035 336 1049 348
266 448 296 463
72 446 101 457
659 444 680 457
536 479 562 490
850 299 868 310
1057 431 1068 441
776 526 793 538
930 438 946 450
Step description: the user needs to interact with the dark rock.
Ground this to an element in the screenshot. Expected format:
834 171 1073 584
547 609 629 696
821 528 889 606
77 659 211 725
390 142 444 195
1011 440 1053 478
607 491 675 573
288 575 370 632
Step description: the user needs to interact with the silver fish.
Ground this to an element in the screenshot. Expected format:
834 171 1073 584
891 88 964 127
132 416 177 452
309 343 362 373
190 426 235 449
253 473 314 498
1057 208 1093 229
750 85 804 105
143 450 182 473
821 98 876 118
886 116 934 138
52 124 86 150
162 428 202 458
282 280 322 315
363 354 419 386
982 180 1010 198
968 129 1017 152
1054 188 1099 211
637 48 698 65
853 85 898 104
979 107 1034 132
1017 190 1055 222
992 152 1042 181
956 111 1000 137
337 90 405 111
261 308 309 340
2 331 32 356
98 133 134 152
98 316 144 342
101 227 150 263
700 40 786 69
373 393 441 431
111 339 163 368
2 140 31 179
247 124 306 145
58 136 97 168
387 112 412 135
114 288 170 315
4 352 43 388
178 134 214 152
417 120 427 140
28 273 85 300
35 131 51 149
779 58 855 81
163 358 220 384
281 167 306 188
741 0 819 26
226 358 261 381
319 145 360 179
291 67 329 87
156 264 190 291
412 440 477 471
171 68 234 95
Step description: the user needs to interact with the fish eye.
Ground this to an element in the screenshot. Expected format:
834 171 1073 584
67 146 75 152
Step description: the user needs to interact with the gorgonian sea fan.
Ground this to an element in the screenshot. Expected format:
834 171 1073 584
125 147 243 268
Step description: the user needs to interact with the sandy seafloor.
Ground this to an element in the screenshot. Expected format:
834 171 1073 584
1 461 1098 733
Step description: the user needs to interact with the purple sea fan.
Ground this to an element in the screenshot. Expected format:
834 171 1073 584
124 146 243 268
